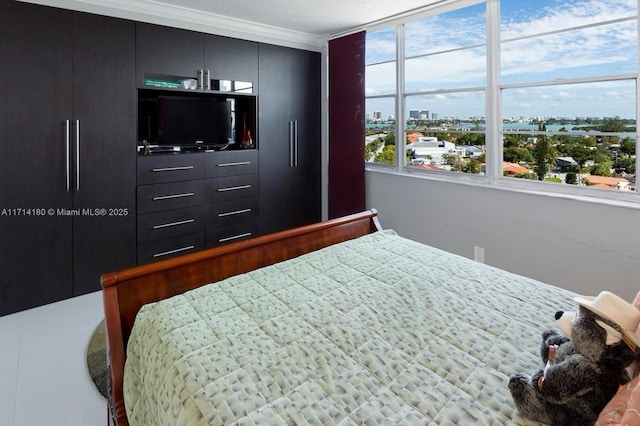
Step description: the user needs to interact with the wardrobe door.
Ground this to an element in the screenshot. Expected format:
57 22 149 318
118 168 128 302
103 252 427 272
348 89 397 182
204 34 259 93
258 44 295 234
0 1 73 315
290 49 321 228
136 22 204 88
258 44 322 235
71 12 136 296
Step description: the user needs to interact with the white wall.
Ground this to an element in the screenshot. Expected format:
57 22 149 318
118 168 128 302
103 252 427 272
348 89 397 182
366 170 640 302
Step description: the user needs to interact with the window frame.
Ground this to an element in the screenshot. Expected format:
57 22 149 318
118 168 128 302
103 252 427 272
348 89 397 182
364 0 640 205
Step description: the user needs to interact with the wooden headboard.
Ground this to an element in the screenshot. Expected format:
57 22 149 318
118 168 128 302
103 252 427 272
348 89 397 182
101 209 382 425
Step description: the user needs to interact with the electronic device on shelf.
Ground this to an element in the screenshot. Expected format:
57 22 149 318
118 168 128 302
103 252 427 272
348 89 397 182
136 143 230 155
138 91 234 148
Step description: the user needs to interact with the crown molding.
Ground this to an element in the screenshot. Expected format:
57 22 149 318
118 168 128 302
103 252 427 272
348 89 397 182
18 0 326 51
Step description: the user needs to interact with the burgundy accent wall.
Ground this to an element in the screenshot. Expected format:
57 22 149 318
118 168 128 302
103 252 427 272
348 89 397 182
328 31 366 219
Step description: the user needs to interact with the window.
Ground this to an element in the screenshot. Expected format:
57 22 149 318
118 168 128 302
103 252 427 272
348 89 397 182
365 0 639 201
365 28 397 165
405 4 486 173
500 0 637 188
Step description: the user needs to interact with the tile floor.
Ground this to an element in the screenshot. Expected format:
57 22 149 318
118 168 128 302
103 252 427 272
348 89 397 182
1 291 107 425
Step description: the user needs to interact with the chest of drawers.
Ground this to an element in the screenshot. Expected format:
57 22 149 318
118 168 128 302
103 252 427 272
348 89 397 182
136 150 259 263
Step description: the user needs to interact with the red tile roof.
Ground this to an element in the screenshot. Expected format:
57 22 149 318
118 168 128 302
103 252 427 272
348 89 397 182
503 162 530 175
584 175 628 187
406 132 424 143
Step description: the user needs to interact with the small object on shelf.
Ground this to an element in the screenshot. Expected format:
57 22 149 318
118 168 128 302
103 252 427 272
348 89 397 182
142 139 151 155
179 78 198 90
241 129 253 149
241 112 254 149
143 77 182 89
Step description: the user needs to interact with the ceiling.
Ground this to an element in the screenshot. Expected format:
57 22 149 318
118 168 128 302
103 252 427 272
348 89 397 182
148 0 443 36
21 0 448 49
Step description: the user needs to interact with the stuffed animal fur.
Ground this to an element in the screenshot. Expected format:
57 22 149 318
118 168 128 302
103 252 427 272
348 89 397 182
509 291 640 426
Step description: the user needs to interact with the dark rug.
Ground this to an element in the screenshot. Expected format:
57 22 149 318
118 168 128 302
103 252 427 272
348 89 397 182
86 319 107 398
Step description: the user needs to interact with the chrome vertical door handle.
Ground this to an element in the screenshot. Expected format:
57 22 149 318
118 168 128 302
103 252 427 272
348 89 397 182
289 121 294 167
294 120 299 167
197 69 204 90
205 69 211 90
65 120 70 192
75 120 80 191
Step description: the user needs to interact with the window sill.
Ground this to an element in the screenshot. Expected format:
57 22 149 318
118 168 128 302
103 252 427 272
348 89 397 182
365 164 640 211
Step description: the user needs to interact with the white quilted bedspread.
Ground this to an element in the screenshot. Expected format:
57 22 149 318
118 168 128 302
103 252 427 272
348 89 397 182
124 230 576 425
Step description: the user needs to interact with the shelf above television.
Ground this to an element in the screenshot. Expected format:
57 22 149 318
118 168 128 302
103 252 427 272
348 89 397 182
143 73 254 94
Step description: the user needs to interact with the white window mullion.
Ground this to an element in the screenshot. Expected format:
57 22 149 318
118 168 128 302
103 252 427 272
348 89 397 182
636 5 640 193
485 0 501 183
396 23 406 172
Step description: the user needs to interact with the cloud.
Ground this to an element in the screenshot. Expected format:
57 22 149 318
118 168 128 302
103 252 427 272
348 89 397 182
366 0 638 118
502 80 636 118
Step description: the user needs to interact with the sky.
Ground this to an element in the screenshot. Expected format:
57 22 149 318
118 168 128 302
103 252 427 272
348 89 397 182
365 0 638 121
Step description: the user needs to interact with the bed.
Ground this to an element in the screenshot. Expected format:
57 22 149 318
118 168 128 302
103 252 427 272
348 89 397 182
102 209 584 425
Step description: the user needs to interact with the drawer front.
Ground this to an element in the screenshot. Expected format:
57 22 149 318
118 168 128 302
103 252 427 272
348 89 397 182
137 153 205 185
205 150 258 178
205 198 258 229
206 221 257 247
137 180 205 214
137 232 205 264
138 206 205 243
208 174 258 203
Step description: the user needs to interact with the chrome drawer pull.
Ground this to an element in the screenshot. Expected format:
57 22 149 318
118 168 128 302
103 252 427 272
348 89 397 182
153 245 195 258
152 192 195 201
218 208 251 217
217 161 251 167
152 218 195 229
219 232 251 243
152 166 194 172
217 185 251 192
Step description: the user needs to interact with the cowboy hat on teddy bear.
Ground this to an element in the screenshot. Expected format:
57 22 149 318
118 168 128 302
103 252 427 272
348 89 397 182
509 291 640 426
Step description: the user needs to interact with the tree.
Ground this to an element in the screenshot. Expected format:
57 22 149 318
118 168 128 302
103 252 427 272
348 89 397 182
620 138 636 156
503 135 521 148
590 161 612 176
442 153 466 172
365 137 383 161
565 172 577 185
464 159 482 174
406 148 415 164
374 145 395 164
568 144 594 184
383 131 395 146
532 136 556 181
455 133 485 146
616 157 635 174
600 116 627 132
504 146 534 164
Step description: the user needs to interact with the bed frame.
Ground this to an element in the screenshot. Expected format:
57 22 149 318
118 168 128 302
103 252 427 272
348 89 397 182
101 209 382 426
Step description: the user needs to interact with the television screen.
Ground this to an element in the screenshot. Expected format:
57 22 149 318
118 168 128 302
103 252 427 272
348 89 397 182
139 94 235 147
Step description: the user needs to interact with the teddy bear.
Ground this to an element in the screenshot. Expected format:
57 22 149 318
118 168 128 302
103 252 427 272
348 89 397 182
508 291 640 426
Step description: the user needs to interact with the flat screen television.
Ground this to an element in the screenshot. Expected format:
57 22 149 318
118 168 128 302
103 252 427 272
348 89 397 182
138 94 235 149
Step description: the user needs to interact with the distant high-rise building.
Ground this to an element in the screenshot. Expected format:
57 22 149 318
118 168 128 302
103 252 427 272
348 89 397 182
373 111 382 120
409 110 419 119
